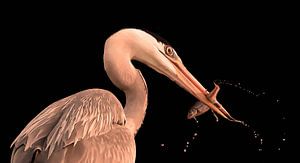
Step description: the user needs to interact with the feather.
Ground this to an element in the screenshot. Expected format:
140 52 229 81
11 89 126 159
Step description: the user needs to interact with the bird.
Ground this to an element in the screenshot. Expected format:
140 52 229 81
10 28 238 163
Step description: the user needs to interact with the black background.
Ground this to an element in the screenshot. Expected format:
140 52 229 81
2 2 291 163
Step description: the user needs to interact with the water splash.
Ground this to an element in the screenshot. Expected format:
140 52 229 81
240 121 264 152
214 80 268 98
183 118 200 153
184 80 284 155
216 80 268 152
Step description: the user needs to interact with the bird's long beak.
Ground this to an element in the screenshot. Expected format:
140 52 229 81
172 61 241 122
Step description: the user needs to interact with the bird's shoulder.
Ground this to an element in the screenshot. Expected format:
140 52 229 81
11 88 126 159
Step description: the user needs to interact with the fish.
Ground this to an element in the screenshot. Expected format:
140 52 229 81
187 100 219 122
187 83 243 123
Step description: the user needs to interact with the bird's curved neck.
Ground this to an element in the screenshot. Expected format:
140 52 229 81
104 50 148 135
123 69 148 135
103 30 153 135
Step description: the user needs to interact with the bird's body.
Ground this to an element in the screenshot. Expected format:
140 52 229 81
11 28 239 163
11 89 136 163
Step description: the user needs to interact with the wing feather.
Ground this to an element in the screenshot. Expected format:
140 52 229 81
11 89 126 159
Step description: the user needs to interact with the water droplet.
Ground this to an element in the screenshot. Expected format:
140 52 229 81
194 133 198 136
186 145 189 148
186 141 190 145
161 143 165 147
194 117 199 123
241 122 264 152
218 81 287 154
241 122 249 128
184 149 187 152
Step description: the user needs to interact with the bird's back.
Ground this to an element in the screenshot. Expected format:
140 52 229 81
11 89 135 163
32 125 135 163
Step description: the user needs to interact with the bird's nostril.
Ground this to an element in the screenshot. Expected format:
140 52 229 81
213 102 221 108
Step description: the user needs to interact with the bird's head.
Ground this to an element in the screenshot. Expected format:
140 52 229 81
105 28 240 122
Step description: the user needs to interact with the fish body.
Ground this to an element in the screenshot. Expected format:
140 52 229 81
187 83 242 123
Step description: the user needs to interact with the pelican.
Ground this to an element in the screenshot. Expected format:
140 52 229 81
11 28 238 163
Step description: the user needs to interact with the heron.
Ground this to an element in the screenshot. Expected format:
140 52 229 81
11 28 239 163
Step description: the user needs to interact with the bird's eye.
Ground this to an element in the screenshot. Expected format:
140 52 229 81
164 45 174 57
